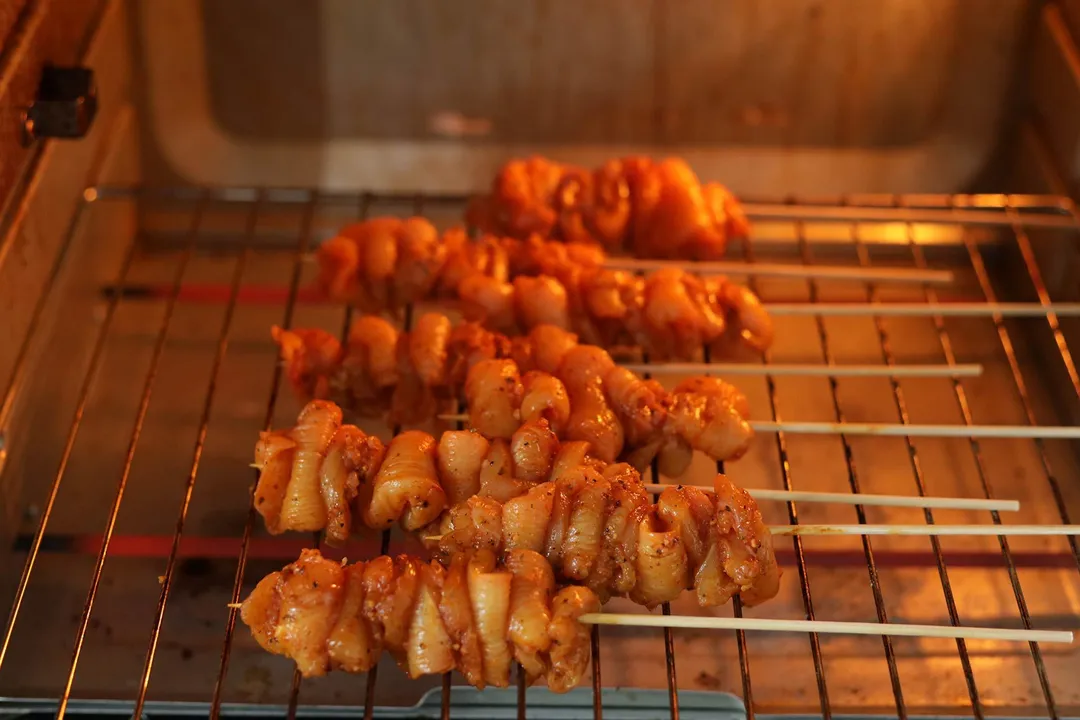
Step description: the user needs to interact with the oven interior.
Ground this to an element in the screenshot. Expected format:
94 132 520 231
2 1 1080 718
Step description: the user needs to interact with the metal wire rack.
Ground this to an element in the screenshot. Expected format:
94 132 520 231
1 188 1079 719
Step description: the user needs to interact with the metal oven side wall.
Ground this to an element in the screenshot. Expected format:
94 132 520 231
1005 4 1080 438
0 0 137 591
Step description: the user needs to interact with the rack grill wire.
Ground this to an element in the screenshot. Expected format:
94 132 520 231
1 188 1079 719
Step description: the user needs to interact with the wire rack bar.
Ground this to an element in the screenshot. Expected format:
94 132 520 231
55 194 205 719
853 222 984 718
796 222 907 717
741 239 833 719
0 205 140 673
640 355 679 720
980 215 1080 572
209 192 319 719
89 186 1080 229
131 199 257 718
960 197 1080 715
905 199 1057 718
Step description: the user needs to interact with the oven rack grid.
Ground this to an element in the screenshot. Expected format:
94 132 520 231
1 188 1079 720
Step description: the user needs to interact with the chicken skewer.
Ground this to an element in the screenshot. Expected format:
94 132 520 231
466 156 750 261
253 400 780 609
274 315 755 475
239 548 1070 690
315 217 774 360
470 155 957 282
240 547 599 690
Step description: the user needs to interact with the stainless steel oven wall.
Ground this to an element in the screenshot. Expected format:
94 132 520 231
136 0 1031 195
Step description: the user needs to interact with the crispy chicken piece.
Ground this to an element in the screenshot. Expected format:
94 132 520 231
395 217 447 304
492 157 566 237
519 371 571 434
241 548 598 690
341 315 400 407
512 275 571 330
466 359 524 441
436 430 490 505
459 274 517 333
511 419 560 483
717 278 775 353
475 156 747 261
279 401 342 531
409 312 453 387
666 377 754 462
630 158 730 260
272 326 342 400
527 325 579 375
256 401 779 609
478 439 533 502
365 430 447 531
556 346 623 463
253 431 297 534
641 269 727 360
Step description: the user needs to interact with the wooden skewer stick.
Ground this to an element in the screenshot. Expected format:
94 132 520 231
617 362 982 378
602 258 954 285
646 483 1018 512
765 302 1080 317
430 524 1075 543
773 524 1080 537
579 613 1074 644
750 420 1080 439
435 414 1080 440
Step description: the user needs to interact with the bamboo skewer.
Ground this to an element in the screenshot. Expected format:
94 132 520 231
436 414 1080 440
223 602 1070 643
425 523 1078 545
773 524 1080 537
617 362 983 378
579 614 1074 644
602 258 954 285
645 483 1019 512
750 420 1080 439
250 466 1015 511
284 359 981 379
765 302 1080 317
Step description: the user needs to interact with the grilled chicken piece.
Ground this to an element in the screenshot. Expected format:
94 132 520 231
365 430 446 531
466 359 524 441
556 346 623 463
241 548 599 690
474 155 747 261
666 377 754 462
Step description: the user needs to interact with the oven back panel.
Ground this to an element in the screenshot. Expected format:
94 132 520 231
137 0 1030 194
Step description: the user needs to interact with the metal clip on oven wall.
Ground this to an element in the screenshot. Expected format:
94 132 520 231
21 65 98 145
